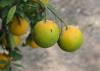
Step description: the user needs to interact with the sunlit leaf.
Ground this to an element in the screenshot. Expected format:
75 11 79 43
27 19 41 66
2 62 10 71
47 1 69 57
6 5 16 24
6 31 15 48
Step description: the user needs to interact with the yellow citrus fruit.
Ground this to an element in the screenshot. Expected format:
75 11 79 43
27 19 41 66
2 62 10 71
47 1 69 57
58 25 83 52
27 39 39 48
0 54 10 69
3 35 20 47
32 20 59 48
32 0 48 5
10 16 29 36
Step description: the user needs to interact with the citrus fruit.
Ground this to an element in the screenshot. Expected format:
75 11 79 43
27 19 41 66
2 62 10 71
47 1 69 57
58 25 83 52
32 0 48 5
10 16 29 36
32 20 59 48
0 54 10 69
3 35 20 47
26 39 39 48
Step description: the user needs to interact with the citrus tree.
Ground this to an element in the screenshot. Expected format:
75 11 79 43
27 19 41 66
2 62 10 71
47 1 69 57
0 0 83 71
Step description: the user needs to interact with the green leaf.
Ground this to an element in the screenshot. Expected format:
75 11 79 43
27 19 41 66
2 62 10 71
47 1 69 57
16 10 25 18
0 60 8 65
6 31 15 48
13 63 23 68
0 0 11 8
6 5 16 24
0 6 9 19
9 50 23 61
4 64 12 71
23 0 28 2
0 18 2 29
6 31 22 61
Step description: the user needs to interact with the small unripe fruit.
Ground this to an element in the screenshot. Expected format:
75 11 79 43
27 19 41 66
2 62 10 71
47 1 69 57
32 20 59 48
58 25 83 52
10 16 29 36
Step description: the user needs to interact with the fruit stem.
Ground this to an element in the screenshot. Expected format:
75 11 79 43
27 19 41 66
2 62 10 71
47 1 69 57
47 5 66 27
44 5 48 22
37 0 48 23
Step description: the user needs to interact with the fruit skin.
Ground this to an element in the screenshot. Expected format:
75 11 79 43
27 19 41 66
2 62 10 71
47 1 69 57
58 25 83 52
26 39 39 48
3 35 20 47
32 0 48 4
10 16 29 36
0 54 10 69
32 20 59 48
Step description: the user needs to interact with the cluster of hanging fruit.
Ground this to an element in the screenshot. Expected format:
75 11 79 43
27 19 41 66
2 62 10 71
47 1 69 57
0 0 83 70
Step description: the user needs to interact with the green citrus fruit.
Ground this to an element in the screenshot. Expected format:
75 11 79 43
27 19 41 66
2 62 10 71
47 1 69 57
58 25 83 52
32 20 59 48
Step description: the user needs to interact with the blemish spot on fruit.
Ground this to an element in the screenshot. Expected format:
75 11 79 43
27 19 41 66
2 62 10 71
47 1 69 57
66 26 68 30
50 29 53 32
